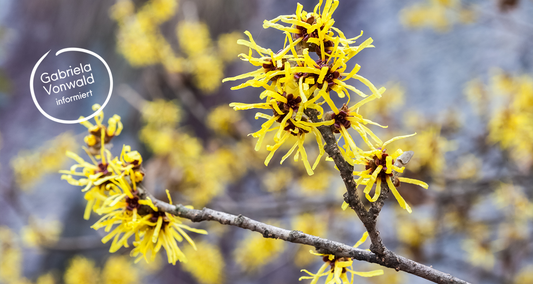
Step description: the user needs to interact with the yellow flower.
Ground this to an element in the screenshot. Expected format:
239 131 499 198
396 216 435 258
217 31 247 62
395 125 456 174
10 132 76 190
206 105 243 136
62 108 208 266
235 226 285 272
112 0 179 67
298 170 332 196
131 191 207 265
299 232 383 283
21 217 62 247
514 265 533 284
293 214 328 267
461 238 495 270
327 100 386 164
177 21 212 57
91 181 151 253
79 104 123 151
224 0 385 175
102 256 139 284
36 273 56 284
182 241 225 284
141 99 182 128
0 227 23 283
60 149 121 220
400 0 475 32
359 82 405 118
351 136 429 213
191 54 224 93
64 256 100 284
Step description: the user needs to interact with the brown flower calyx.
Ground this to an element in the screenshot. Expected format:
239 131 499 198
125 193 141 211
280 93 302 113
262 50 286 82
322 255 352 273
315 60 341 91
149 210 168 223
365 149 401 187
295 15 318 43
328 104 351 133
88 126 115 145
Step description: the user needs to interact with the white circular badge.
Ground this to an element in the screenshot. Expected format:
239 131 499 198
29 47 113 124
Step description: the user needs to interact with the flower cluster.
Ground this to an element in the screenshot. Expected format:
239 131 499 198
110 0 245 93
61 105 206 265
225 0 427 213
139 99 248 206
400 0 475 32
11 132 76 190
299 232 383 283
465 70 533 167
224 0 382 176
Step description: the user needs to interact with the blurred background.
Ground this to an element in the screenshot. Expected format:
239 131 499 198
1 0 533 283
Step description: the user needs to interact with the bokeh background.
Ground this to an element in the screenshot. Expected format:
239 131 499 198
1 0 533 283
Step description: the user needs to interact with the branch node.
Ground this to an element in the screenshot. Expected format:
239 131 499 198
235 214 245 226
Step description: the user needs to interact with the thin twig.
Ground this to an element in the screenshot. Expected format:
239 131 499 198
142 189 471 284
305 108 387 255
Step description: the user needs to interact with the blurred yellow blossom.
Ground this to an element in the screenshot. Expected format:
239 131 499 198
397 218 434 248
359 82 405 118
293 214 328 267
493 183 533 220
141 99 182 127
298 170 331 196
217 31 247 63
191 54 224 93
263 167 293 193
36 273 56 284
64 256 100 284
461 238 495 270
111 1 241 93
102 256 139 284
470 72 533 166
177 21 211 57
400 0 475 32
491 69 516 94
453 154 480 180
0 227 23 283
182 241 225 284
514 265 533 284
206 105 243 136
395 125 456 174
11 132 76 190
462 224 496 270
464 78 489 116
139 98 249 206
112 0 180 68
21 217 62 247
235 227 285 272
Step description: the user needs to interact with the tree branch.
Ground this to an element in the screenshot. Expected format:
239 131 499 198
142 189 471 284
306 108 387 255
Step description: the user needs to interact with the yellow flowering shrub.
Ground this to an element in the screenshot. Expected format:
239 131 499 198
110 0 243 94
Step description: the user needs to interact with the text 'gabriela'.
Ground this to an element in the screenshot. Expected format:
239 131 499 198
40 63 94 95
